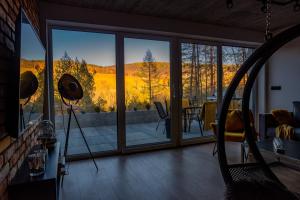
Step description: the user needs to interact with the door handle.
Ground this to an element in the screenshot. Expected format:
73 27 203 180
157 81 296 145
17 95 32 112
172 84 176 99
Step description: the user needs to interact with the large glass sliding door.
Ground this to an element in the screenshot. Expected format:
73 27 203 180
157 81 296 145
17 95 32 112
49 25 257 156
181 42 217 140
52 29 118 157
124 37 172 147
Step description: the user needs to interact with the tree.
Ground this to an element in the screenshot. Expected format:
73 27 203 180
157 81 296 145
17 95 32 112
138 49 160 103
182 44 205 105
181 44 217 105
96 96 107 111
222 47 254 98
32 63 45 111
54 51 72 104
77 59 95 109
24 62 45 113
54 51 95 111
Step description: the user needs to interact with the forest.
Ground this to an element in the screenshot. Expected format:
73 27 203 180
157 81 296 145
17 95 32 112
53 50 170 113
55 45 253 113
182 44 253 106
22 45 253 115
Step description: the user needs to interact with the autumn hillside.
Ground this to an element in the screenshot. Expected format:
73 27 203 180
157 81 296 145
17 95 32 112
20 59 45 73
20 58 240 90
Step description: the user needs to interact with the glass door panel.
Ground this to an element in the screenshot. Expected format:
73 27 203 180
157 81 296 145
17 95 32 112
52 29 117 156
124 37 171 147
181 43 217 140
222 46 254 110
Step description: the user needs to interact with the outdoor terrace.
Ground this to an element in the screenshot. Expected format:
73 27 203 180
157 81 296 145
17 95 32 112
55 110 214 156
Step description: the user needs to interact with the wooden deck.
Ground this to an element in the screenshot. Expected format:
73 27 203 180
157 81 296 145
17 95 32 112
56 121 213 155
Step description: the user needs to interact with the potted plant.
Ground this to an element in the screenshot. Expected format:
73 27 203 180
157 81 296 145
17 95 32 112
94 106 100 113
145 103 151 110
109 106 115 112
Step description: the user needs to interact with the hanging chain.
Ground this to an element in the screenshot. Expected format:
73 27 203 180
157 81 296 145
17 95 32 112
265 0 273 40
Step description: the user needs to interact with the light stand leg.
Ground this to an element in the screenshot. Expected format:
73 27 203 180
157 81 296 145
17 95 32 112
20 105 25 130
212 142 218 156
63 106 72 157
71 109 99 172
61 106 72 187
27 105 35 124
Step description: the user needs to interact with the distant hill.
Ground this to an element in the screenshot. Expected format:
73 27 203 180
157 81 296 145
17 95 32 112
20 58 170 75
20 59 45 68
53 60 170 76
21 59 238 79
20 58 171 78
20 59 45 74
85 62 170 76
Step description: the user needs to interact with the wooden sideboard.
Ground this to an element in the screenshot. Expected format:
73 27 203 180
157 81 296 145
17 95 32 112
8 143 61 200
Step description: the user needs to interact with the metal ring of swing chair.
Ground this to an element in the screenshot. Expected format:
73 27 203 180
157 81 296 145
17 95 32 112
217 23 300 186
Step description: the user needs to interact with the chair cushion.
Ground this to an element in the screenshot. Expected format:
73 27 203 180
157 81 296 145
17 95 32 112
272 109 295 126
182 99 189 108
202 102 217 131
275 124 295 140
225 132 245 142
226 110 244 132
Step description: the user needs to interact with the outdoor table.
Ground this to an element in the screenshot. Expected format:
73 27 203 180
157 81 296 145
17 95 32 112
182 106 202 132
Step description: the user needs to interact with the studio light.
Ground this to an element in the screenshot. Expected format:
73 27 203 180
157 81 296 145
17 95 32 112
58 73 98 183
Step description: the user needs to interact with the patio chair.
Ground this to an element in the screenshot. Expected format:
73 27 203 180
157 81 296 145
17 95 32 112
181 98 202 133
154 101 168 134
164 98 170 115
187 106 202 134
189 96 202 107
182 99 190 132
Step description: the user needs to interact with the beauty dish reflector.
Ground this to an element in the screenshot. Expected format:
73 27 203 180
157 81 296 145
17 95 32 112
58 73 83 101
20 71 38 99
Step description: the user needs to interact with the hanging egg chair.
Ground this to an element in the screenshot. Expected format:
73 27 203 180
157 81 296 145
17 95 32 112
217 23 300 199
219 1 300 196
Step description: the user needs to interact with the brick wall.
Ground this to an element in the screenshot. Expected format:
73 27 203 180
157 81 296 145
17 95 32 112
0 0 40 199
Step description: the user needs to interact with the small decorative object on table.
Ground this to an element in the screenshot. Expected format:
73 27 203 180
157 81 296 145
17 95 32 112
273 137 285 154
38 120 57 149
28 149 46 176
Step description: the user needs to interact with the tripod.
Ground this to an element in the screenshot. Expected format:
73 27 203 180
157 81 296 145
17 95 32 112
20 97 31 130
20 104 25 130
63 104 99 171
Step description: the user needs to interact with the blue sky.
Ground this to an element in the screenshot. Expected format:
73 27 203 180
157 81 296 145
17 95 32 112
53 30 116 66
124 38 170 64
21 23 45 60
52 29 170 66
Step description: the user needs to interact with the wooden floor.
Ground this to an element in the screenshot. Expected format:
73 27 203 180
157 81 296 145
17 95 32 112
60 143 225 200
60 143 300 200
